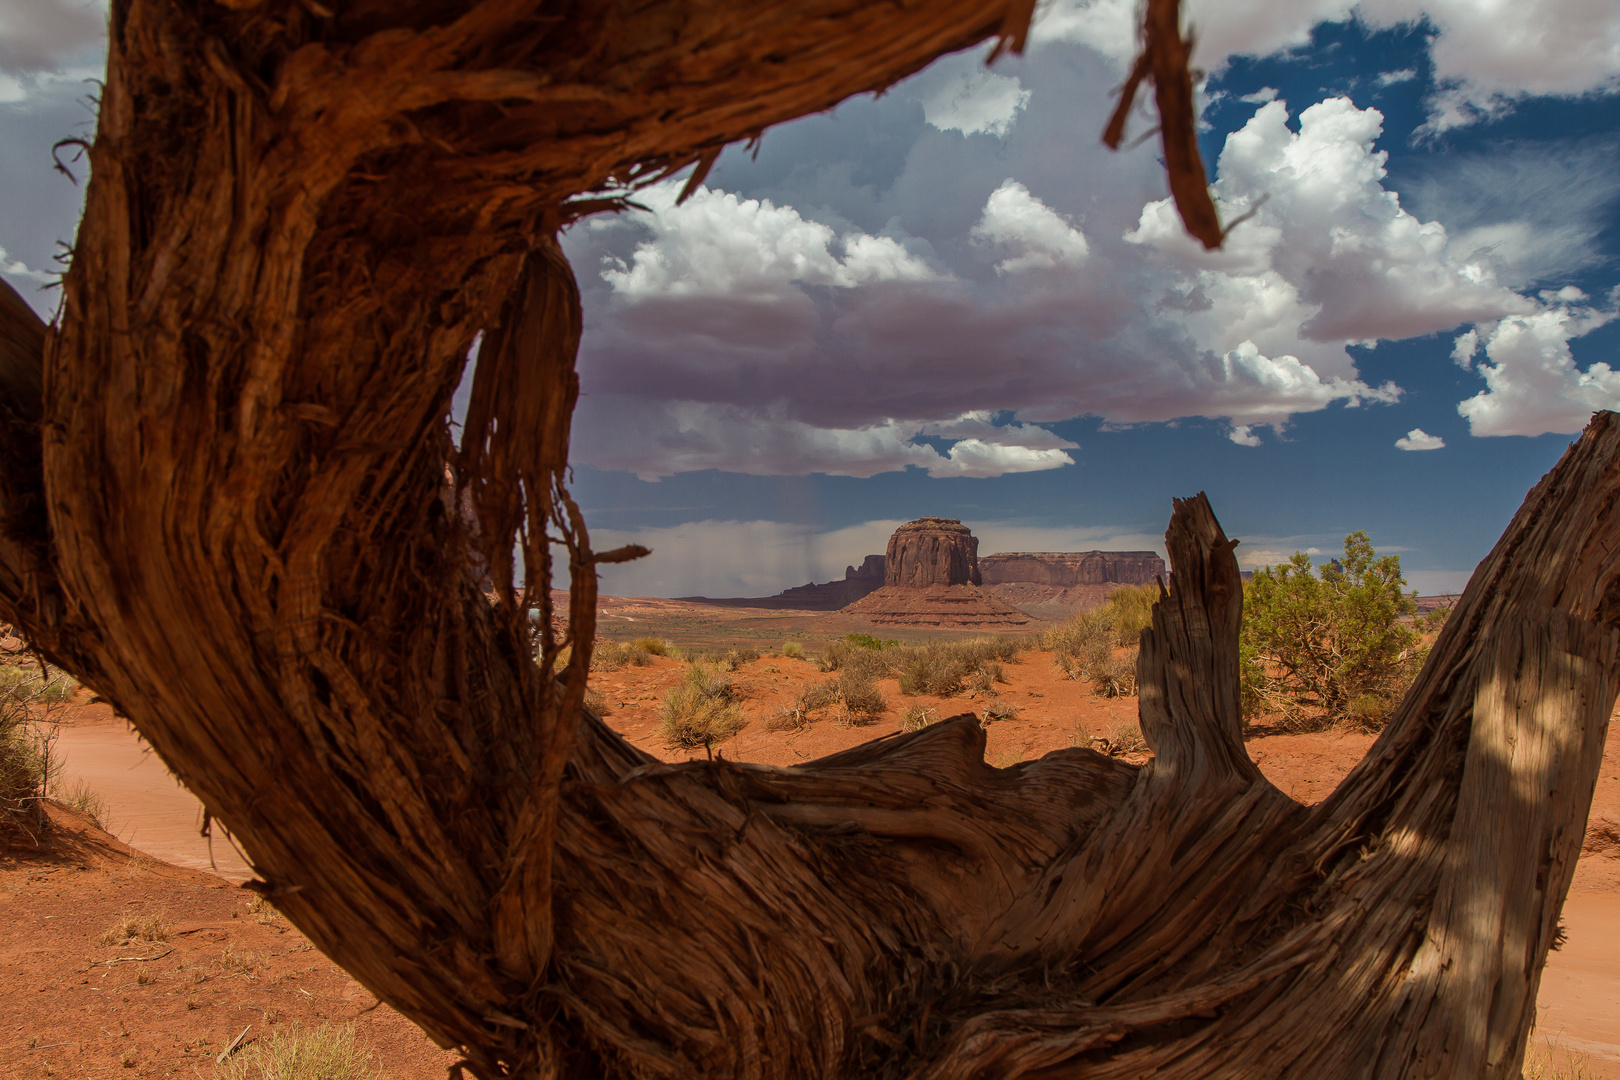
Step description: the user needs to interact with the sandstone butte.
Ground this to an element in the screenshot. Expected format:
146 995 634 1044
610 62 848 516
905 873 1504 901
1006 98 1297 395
682 523 1165 618
841 518 1031 627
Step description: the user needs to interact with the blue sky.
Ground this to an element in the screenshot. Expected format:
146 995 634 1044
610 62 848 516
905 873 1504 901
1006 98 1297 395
4 1 1620 598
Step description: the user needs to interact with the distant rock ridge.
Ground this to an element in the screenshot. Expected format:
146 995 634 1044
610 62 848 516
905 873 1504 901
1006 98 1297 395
842 518 1029 627
679 553 886 611
979 550 1165 588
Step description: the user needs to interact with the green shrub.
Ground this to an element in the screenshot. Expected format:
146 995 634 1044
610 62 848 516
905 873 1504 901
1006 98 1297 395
781 642 805 660
632 636 671 656
658 663 747 750
1102 583 1158 646
844 632 898 651
215 1022 382 1080
1241 531 1422 730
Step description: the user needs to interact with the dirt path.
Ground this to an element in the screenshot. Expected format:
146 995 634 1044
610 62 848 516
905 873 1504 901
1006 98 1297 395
51 705 252 881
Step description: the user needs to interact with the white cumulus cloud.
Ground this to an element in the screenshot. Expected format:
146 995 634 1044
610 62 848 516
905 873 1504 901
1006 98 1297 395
971 179 1090 274
595 180 941 303
569 400 1076 481
1131 98 1530 352
1454 298 1620 437
1031 0 1620 130
1395 427 1445 450
909 49 1033 137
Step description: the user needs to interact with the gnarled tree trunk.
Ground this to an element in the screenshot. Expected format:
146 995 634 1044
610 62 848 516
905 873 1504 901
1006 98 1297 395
0 2 1615 1078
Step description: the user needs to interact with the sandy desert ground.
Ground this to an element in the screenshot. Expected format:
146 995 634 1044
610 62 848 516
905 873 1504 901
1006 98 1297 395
6 603 1619 1077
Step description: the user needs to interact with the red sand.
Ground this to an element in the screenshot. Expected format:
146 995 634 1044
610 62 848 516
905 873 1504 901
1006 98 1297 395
15 648 1620 1076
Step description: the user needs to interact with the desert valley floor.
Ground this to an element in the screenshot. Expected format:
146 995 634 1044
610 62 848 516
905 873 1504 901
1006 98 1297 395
4 596 1619 1078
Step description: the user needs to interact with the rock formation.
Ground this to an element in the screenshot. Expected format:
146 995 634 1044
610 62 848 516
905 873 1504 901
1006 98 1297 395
884 517 981 587
976 549 1166 617
842 518 1029 627
979 550 1164 588
680 554 886 610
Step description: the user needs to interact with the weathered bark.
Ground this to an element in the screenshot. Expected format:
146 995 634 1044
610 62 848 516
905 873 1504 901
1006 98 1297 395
0 2 1615 1079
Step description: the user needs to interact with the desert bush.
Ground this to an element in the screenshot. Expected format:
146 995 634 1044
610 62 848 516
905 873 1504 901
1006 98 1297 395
1046 586 1158 690
1102 583 1158 646
1241 532 1422 730
659 663 747 750
1049 618 1113 684
844 632 897 651
591 640 656 672
582 687 612 717
716 647 760 672
632 636 671 656
215 1022 382 1080
770 670 886 730
781 641 804 660
831 669 887 725
818 638 898 680
897 647 969 696
965 661 1007 694
899 704 938 732
1089 655 1138 698
1421 600 1455 633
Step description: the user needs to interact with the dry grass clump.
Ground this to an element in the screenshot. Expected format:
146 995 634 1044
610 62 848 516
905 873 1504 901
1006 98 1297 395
895 636 1028 697
1090 655 1138 698
780 641 805 660
659 663 747 750
1523 1040 1596 1080
899 704 938 732
1095 721 1149 757
980 698 1021 724
591 640 656 672
687 646 761 672
219 941 266 977
100 912 169 946
582 686 612 716
57 778 110 830
768 668 887 730
829 669 886 726
965 661 1006 693
215 1022 382 1080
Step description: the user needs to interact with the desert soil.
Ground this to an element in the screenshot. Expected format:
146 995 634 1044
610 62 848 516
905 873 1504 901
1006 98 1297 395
8 622 1620 1077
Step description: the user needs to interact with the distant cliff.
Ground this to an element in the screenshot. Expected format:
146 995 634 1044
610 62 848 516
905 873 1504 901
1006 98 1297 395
679 554 886 610
979 551 1164 588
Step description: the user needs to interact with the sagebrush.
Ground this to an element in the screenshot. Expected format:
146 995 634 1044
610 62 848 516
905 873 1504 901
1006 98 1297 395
1241 532 1422 731
659 663 747 750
